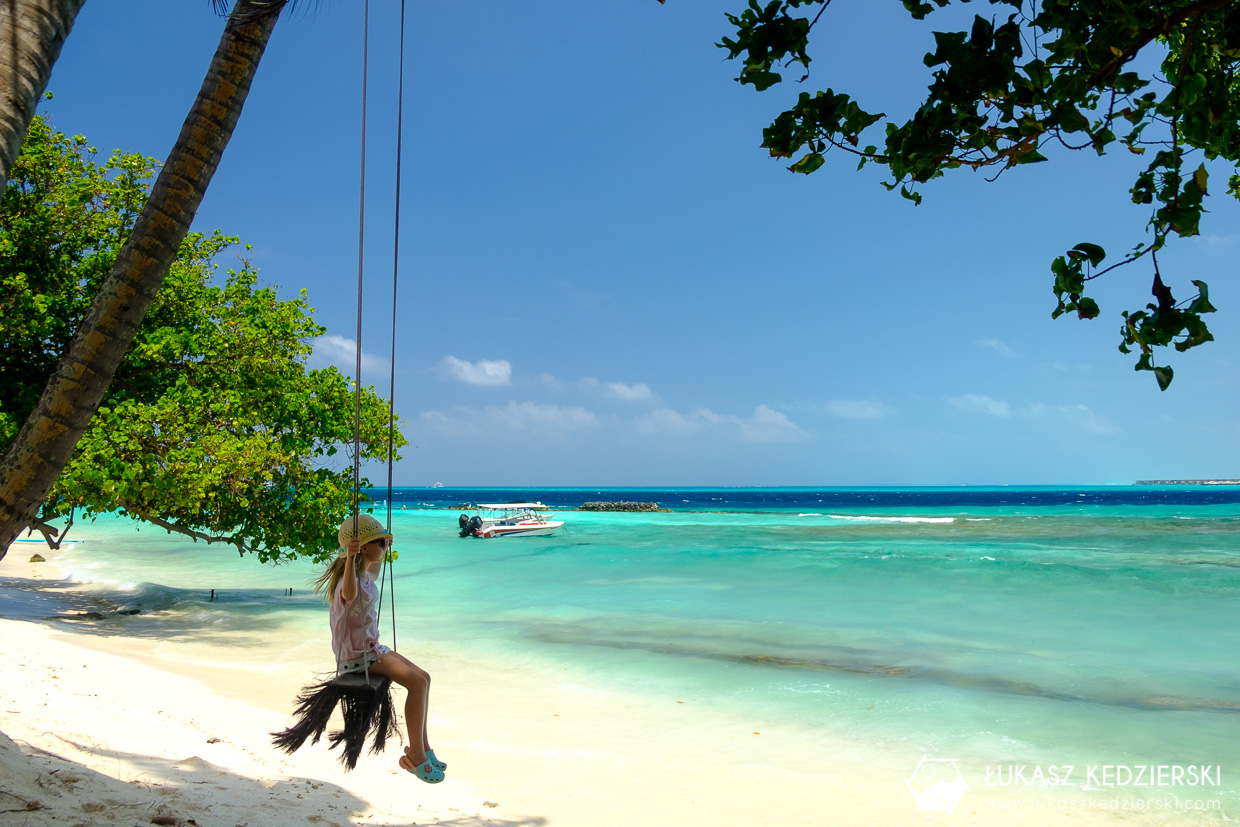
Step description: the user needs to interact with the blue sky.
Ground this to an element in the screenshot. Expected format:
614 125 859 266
40 0 1240 486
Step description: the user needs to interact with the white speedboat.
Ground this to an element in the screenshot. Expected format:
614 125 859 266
458 503 563 538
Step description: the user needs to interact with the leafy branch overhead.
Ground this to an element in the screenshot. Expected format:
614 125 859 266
718 0 1240 389
0 116 404 561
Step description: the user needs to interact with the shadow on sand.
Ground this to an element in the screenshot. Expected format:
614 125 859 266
3 729 547 827
0 574 312 647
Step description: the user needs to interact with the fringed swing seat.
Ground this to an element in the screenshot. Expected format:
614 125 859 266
271 669 399 771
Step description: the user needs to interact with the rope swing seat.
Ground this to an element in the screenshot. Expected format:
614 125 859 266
270 0 410 772
271 670 398 771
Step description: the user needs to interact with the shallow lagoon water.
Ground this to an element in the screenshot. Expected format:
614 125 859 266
50 486 1240 817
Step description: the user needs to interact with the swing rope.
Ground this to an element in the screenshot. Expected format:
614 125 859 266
350 0 405 651
350 0 369 542
378 0 406 652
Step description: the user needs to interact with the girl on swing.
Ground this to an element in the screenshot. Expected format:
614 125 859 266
313 513 445 783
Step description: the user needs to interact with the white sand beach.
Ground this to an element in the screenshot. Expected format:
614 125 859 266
0 546 1217 827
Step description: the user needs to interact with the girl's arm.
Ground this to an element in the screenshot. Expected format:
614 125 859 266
341 537 361 602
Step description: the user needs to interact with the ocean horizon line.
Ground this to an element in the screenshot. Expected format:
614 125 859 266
363 482 1240 491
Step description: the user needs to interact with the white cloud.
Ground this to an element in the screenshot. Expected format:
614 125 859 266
637 407 701 436
742 405 806 442
636 404 806 443
436 355 512 386
975 338 1015 357
947 394 1011 417
1025 402 1118 435
489 401 598 432
419 401 599 438
420 399 806 447
579 377 655 402
533 372 568 391
307 334 387 376
1200 233 1238 250
1050 361 1093 373
826 399 896 419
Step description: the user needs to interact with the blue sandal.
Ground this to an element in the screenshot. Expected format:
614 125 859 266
426 748 447 771
403 750 445 783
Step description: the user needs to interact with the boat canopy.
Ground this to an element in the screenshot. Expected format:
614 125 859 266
475 502 550 510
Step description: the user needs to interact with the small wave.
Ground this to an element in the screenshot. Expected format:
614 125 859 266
980 556 996 561
798 513 824 517
582 576 731 590
965 518 992 522
828 514 956 524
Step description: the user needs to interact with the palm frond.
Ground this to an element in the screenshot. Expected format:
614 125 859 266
211 1 309 22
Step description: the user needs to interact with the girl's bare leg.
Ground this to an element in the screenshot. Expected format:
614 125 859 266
420 674 431 751
367 651 432 767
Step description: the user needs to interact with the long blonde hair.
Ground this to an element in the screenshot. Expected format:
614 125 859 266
312 554 366 600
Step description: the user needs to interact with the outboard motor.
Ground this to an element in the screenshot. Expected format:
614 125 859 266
459 513 473 537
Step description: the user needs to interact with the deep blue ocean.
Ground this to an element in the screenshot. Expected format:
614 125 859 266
47 486 1240 818
377 484 1240 511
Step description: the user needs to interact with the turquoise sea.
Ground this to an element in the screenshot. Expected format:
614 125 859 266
42 486 1240 818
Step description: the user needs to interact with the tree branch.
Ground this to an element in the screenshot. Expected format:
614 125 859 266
1090 0 1232 86
121 504 249 556
115 358 233 383
1084 245 1151 282
806 0 833 33
27 517 63 547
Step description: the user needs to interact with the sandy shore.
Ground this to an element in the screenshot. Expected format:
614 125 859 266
0 546 1211 826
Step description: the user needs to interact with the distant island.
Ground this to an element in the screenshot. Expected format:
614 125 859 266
578 501 671 512
1135 479 1240 485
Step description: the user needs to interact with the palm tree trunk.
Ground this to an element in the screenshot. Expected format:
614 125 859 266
0 0 287 558
0 0 87 185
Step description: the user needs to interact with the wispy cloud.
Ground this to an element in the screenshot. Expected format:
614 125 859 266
420 401 599 437
975 338 1015 358
436 356 513 386
947 394 1011 418
533 372 568 391
1200 233 1238 250
579 377 655 402
307 334 388 375
944 396 1116 433
421 400 805 445
825 399 896 419
1026 402 1118 435
636 404 806 443
554 278 613 312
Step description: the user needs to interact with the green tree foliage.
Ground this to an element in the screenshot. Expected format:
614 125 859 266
0 115 403 562
718 0 1239 389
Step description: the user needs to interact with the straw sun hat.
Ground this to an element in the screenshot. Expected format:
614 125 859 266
337 513 393 552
